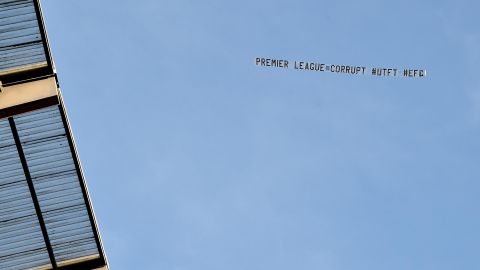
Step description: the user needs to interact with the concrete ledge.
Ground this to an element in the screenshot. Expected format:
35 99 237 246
0 77 59 119
0 76 57 108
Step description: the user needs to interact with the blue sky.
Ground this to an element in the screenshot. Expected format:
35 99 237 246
42 1 480 269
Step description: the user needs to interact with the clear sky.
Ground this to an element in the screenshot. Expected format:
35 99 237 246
41 1 480 269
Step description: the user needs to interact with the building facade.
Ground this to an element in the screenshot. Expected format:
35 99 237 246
0 0 108 269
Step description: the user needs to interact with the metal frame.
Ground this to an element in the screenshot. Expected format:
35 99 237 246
32 0 54 72
0 0 55 86
0 1 109 268
58 100 108 268
3 104 109 270
0 94 59 119
8 117 57 269
58 257 107 270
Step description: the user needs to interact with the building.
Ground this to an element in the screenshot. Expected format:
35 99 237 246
0 0 108 269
